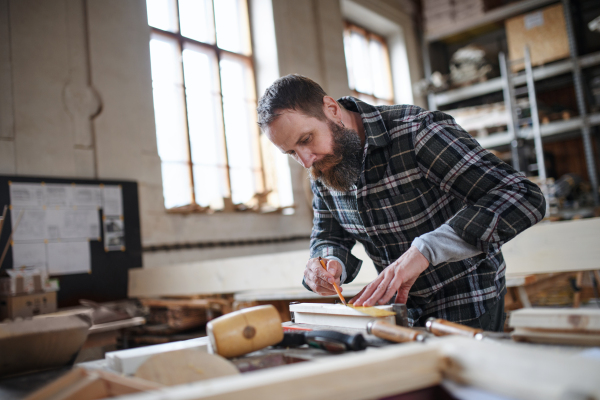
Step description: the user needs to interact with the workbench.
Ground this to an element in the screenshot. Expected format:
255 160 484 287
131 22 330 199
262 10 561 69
3 317 600 400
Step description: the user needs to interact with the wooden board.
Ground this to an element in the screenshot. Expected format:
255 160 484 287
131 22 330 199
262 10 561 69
290 303 396 329
105 336 210 375
505 3 570 72
509 308 600 331
440 337 600 400
105 341 443 400
511 327 600 346
101 336 600 400
129 246 379 298
502 218 600 275
135 349 239 386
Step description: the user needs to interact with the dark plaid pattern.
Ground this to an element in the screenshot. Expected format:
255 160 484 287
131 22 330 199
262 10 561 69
307 97 546 326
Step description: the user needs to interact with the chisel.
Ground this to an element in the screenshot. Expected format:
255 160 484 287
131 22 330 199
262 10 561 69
366 320 427 343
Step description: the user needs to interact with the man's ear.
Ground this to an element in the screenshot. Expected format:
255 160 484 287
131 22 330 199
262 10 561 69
322 96 341 120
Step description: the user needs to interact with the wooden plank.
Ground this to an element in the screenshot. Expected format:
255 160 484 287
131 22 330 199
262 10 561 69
509 308 600 331
129 247 379 298
502 218 600 275
105 336 600 400
105 337 210 375
511 327 600 346
440 337 600 399
134 350 239 386
103 342 442 400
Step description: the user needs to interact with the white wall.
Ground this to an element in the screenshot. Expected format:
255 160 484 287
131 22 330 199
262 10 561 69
0 0 422 270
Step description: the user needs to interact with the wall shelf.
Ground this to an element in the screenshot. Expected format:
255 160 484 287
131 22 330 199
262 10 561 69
434 51 600 107
425 0 557 42
477 112 600 148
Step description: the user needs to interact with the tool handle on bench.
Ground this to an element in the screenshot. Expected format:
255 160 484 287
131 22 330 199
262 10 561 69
367 320 423 343
425 318 483 338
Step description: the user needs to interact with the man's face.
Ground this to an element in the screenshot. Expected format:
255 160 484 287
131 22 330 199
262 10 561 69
265 110 363 192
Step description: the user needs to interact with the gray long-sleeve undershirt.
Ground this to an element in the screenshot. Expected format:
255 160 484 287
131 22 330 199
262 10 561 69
332 224 482 284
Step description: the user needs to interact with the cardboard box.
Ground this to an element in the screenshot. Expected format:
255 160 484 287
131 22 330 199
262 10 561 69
505 3 570 72
0 267 53 296
0 291 57 319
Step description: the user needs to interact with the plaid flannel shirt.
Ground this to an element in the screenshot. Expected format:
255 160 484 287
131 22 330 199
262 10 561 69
306 97 546 326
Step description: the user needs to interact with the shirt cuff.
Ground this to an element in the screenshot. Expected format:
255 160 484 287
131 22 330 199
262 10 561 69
324 256 347 285
412 224 482 266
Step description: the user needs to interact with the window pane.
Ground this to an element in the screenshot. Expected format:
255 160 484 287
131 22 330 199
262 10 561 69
161 162 193 208
370 39 393 101
179 0 215 43
261 135 294 208
182 45 229 206
149 36 190 165
146 0 178 32
220 56 261 204
343 30 356 92
214 0 251 55
349 31 373 95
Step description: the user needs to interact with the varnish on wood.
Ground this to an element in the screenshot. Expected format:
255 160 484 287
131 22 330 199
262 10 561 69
290 303 396 329
207 305 283 358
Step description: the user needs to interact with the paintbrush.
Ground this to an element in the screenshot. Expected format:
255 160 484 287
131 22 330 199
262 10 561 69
318 256 347 306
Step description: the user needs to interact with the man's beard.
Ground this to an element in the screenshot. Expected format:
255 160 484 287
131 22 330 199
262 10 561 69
308 120 363 192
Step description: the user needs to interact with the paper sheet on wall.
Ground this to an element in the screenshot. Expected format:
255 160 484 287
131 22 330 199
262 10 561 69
46 209 101 240
12 242 47 270
9 183 44 207
72 185 102 207
47 240 91 275
102 185 123 216
44 183 72 207
12 208 47 241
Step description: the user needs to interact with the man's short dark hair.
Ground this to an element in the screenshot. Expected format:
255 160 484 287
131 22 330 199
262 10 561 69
257 74 328 129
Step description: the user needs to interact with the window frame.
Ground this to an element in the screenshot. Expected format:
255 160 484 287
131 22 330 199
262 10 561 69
344 21 395 106
148 0 268 212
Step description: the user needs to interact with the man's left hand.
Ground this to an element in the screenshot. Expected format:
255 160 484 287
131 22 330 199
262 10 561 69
349 246 429 306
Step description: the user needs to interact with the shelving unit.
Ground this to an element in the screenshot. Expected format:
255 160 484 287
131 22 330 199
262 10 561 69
422 0 600 205
432 51 600 108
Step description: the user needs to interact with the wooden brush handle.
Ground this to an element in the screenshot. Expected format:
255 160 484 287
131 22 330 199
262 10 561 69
367 320 422 343
425 318 482 337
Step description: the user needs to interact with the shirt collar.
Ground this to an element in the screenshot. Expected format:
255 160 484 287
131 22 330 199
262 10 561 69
337 96 391 149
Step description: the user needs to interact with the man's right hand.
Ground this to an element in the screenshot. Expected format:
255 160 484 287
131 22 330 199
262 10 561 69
304 258 343 296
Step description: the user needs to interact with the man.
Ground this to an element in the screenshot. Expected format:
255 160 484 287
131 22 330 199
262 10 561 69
257 75 545 331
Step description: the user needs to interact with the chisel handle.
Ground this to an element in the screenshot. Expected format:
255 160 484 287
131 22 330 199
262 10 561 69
425 318 482 338
366 320 424 343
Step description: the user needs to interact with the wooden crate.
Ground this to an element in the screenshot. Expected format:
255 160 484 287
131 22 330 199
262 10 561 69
505 3 570 72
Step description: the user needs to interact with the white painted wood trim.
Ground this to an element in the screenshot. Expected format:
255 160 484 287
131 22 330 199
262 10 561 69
105 337 209 375
503 218 600 275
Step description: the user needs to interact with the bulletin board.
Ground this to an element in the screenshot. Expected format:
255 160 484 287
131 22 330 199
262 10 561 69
0 175 142 307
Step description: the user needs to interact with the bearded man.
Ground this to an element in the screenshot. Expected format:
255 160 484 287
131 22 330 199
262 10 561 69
257 74 545 330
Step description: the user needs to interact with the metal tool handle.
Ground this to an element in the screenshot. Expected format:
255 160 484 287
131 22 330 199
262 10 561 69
425 318 482 338
366 320 424 343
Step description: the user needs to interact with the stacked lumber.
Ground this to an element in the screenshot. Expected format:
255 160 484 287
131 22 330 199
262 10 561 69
423 0 501 35
510 308 600 346
423 0 455 34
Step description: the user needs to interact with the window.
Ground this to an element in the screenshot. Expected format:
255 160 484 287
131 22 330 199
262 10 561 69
146 0 293 212
343 22 394 105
